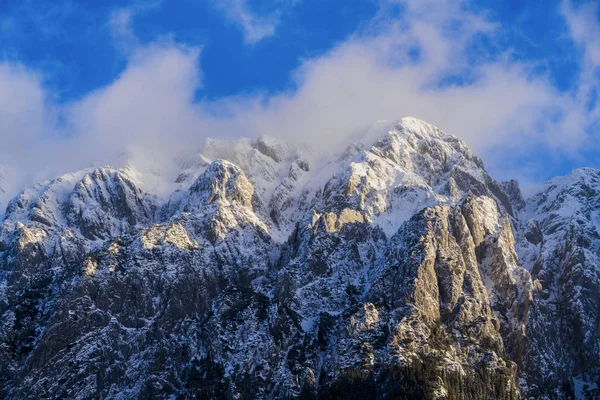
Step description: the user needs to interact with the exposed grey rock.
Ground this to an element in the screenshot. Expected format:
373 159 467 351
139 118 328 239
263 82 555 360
500 180 526 213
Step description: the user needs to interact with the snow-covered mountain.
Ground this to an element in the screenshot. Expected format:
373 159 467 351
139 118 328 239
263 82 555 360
515 168 600 398
0 117 598 399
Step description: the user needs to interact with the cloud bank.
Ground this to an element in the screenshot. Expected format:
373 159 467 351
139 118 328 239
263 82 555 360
0 0 598 202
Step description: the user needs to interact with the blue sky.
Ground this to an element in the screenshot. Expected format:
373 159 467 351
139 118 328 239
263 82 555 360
0 0 599 195
0 0 381 101
0 0 585 100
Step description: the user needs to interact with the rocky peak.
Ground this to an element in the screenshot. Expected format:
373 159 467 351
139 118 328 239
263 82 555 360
527 167 600 219
253 135 299 164
518 167 600 270
316 118 513 237
170 136 311 240
199 135 301 174
500 179 526 212
185 160 254 211
2 171 86 236
383 117 484 169
1 166 156 246
181 160 268 243
67 167 156 240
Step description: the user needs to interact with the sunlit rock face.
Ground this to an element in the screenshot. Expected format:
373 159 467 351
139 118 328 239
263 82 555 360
0 118 598 399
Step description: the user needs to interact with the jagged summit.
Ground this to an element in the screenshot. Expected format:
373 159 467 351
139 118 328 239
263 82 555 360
309 117 513 236
350 117 469 148
0 165 156 246
531 167 600 204
522 167 600 233
199 134 304 167
184 160 254 210
398 116 460 139
537 166 600 191
0 117 513 244
67 167 157 240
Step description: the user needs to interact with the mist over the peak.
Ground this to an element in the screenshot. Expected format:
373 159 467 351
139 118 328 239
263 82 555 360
0 0 598 206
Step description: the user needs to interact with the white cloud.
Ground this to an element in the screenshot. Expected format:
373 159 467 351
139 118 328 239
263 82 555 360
562 0 600 66
207 0 592 169
62 43 205 192
108 8 137 50
108 1 162 54
214 0 290 44
0 0 598 204
561 0 600 132
0 42 203 200
0 64 51 170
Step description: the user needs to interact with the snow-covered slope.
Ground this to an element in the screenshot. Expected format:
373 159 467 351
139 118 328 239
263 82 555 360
516 168 600 399
166 135 311 241
0 117 598 399
174 117 514 241
307 117 515 238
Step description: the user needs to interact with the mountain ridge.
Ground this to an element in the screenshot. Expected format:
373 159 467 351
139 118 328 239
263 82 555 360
0 117 599 399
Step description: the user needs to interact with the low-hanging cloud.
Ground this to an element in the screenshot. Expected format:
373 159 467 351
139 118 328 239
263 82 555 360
0 0 598 203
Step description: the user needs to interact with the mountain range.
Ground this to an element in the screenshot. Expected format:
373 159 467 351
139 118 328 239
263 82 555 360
0 117 599 399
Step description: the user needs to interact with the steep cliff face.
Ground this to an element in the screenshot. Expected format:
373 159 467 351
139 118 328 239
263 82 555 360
0 118 598 399
340 199 523 399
